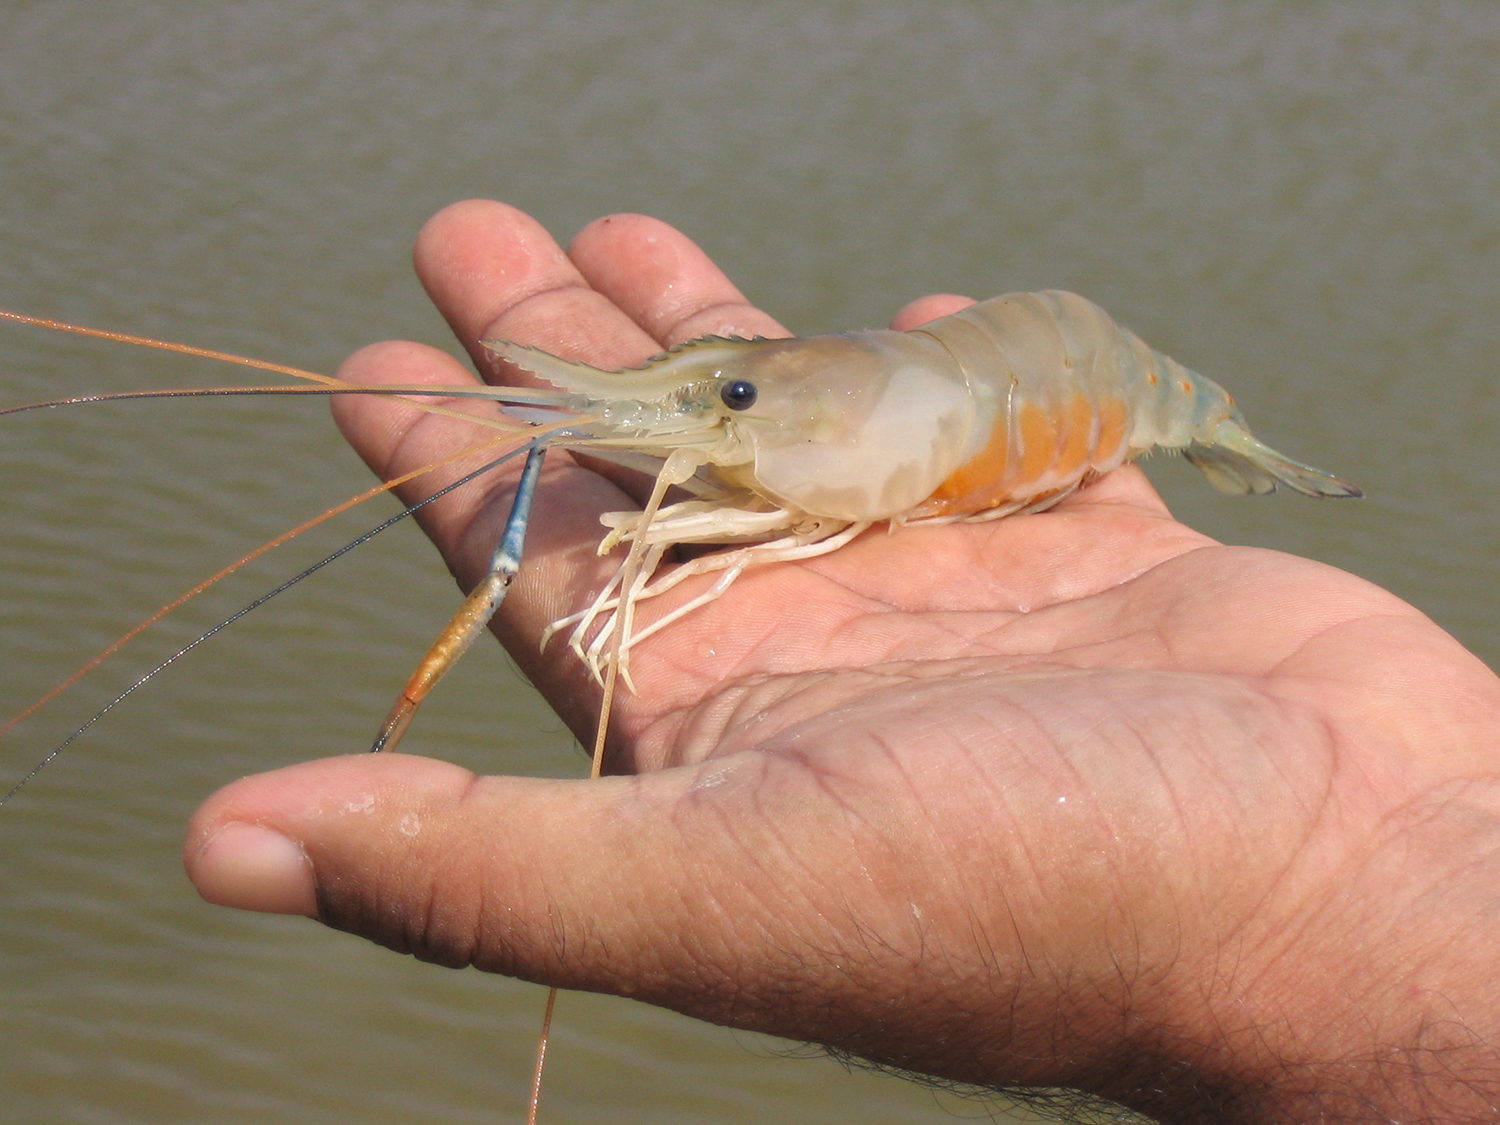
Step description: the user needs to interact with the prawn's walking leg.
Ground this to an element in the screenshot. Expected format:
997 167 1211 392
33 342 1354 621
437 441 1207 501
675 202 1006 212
370 442 548 754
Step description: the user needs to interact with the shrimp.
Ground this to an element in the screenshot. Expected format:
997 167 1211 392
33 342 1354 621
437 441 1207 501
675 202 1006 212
457 289 1359 686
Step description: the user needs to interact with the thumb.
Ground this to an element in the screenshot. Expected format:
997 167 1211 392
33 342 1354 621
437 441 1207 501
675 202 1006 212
183 752 820 1007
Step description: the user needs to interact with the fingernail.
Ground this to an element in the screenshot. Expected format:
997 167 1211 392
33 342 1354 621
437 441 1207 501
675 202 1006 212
190 823 318 916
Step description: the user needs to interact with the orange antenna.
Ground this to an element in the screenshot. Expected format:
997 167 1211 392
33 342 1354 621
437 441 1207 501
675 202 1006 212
0 308 345 385
0 308 582 434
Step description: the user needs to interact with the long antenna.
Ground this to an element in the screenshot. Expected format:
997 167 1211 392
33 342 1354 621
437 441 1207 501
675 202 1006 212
0 307 587 438
0 308 348 384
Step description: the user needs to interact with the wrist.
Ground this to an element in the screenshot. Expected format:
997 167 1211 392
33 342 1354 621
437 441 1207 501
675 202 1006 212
1097 787 1500 1123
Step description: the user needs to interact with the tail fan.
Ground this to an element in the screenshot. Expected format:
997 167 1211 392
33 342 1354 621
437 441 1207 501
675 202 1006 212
1183 420 1362 499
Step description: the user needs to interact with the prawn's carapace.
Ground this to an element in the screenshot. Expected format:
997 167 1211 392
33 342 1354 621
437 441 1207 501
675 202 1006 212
487 290 1359 679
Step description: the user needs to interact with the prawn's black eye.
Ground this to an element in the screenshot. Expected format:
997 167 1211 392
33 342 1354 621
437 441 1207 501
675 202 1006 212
720 379 758 411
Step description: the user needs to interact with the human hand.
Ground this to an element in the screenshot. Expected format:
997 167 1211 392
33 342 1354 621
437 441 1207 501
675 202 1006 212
186 200 1500 1124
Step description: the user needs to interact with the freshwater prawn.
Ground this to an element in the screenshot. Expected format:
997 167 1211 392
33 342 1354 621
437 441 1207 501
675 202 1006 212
2 259 1359 1124
465 286 1360 694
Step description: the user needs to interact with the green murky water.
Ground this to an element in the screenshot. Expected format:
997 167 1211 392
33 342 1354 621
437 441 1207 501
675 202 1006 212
1 4 1497 1122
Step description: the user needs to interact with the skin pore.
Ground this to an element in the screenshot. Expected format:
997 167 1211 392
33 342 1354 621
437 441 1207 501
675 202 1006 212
185 200 1500 1124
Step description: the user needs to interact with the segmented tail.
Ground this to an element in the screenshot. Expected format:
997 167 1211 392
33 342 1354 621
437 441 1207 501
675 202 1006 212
1183 420 1362 499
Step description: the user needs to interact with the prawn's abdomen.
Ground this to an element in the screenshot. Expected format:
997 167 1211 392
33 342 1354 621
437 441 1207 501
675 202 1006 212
908 292 1133 517
910 291 1357 517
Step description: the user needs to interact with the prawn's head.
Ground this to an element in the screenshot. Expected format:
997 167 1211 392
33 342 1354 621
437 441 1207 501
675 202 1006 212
482 330 976 520
690 331 978 521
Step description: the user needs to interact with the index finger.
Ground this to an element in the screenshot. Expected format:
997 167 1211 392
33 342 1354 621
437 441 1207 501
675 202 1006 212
414 199 667 375
566 212 790 345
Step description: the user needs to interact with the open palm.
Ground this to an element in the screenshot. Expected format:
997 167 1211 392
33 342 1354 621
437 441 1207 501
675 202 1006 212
189 201 1500 1124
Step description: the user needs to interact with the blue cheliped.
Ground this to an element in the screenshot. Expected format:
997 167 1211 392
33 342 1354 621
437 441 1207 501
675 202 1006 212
370 441 547 754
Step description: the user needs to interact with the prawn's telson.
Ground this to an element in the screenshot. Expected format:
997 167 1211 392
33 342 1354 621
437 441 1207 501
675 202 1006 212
482 290 1360 680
